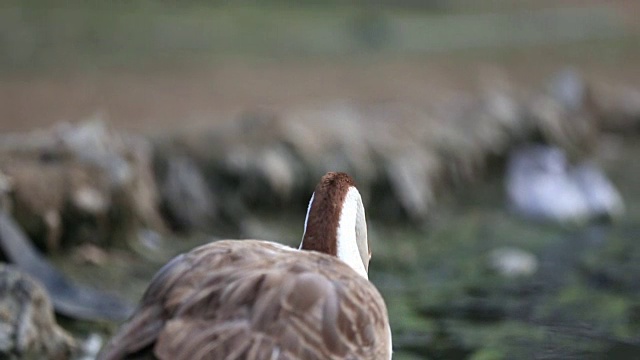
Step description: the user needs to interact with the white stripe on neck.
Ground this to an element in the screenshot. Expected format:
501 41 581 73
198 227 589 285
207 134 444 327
337 187 368 279
299 187 368 279
299 192 315 250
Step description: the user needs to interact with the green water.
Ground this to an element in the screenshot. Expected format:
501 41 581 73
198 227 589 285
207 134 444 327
377 137 640 359
53 136 640 359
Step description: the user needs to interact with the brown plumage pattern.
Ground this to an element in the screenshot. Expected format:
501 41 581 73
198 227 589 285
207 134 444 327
99 240 390 360
301 172 355 256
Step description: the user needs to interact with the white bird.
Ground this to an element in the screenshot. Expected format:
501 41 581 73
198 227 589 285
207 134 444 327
99 172 392 360
506 144 624 224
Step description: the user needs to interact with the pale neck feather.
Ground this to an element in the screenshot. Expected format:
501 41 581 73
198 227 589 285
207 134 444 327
300 192 314 244
299 187 369 279
336 187 368 279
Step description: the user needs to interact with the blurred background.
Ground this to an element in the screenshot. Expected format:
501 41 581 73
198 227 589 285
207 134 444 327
0 1 639 359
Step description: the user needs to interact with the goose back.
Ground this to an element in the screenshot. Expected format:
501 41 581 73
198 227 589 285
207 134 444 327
100 240 391 360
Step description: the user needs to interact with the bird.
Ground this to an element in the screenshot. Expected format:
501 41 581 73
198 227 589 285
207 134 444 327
506 144 624 224
99 172 392 360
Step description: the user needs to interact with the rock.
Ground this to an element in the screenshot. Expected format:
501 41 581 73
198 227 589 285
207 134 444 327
590 80 640 132
55 118 131 186
505 144 624 224
158 154 217 231
0 210 133 322
488 247 538 278
528 69 600 158
2 162 68 252
0 263 77 360
71 243 109 266
0 118 167 250
550 68 587 112
155 69 618 226
0 171 13 212
282 103 376 188
77 333 104 360
212 112 307 206
384 149 441 223
56 117 168 242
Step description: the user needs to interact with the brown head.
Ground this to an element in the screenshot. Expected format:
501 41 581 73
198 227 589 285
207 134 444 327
299 172 370 278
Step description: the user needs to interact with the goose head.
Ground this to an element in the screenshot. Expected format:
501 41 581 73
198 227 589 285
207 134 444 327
299 172 370 279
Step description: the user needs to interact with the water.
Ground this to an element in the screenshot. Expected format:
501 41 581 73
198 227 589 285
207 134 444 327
54 136 640 359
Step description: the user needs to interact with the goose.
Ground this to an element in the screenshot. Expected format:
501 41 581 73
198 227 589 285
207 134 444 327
506 144 624 224
99 172 392 360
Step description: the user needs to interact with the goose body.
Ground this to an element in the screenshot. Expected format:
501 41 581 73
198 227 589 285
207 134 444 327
100 172 391 360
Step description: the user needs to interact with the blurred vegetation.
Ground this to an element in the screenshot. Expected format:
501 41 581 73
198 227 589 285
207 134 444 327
0 0 635 72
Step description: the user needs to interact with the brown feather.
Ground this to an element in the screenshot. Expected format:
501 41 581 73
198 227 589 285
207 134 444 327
100 173 390 360
99 240 390 360
301 172 355 256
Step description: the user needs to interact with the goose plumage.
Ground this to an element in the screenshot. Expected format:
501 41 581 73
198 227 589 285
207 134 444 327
100 172 391 360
